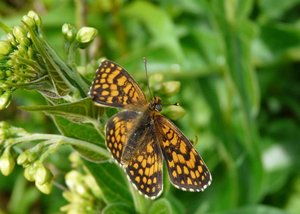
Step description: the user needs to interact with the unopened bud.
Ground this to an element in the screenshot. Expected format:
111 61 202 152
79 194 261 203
162 104 186 120
0 147 16 176
27 11 41 27
35 180 52 194
0 41 12 55
13 26 26 44
35 163 52 185
161 81 180 96
62 24 77 42
76 27 97 48
22 15 35 28
6 33 18 47
24 164 36 181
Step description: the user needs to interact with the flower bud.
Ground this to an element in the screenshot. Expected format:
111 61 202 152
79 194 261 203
0 41 12 56
24 164 36 181
13 26 26 44
76 27 98 49
62 24 77 42
0 147 16 176
6 33 18 47
35 180 52 194
22 15 35 28
17 146 40 166
65 170 81 190
161 81 180 96
17 151 30 166
27 11 42 27
0 91 11 110
35 163 52 185
162 104 186 120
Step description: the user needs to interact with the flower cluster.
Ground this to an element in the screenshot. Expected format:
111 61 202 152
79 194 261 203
61 153 103 214
0 11 47 109
17 146 54 194
0 122 53 194
0 11 98 109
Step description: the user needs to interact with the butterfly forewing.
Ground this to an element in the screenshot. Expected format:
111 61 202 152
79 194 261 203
154 114 212 191
89 60 147 109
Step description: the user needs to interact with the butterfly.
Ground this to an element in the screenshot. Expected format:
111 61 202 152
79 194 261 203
89 60 212 199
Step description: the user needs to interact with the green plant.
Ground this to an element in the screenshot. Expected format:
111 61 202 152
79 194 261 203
1 1 300 213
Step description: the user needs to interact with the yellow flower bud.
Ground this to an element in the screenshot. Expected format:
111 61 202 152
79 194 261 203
35 180 52 194
76 27 98 48
27 11 41 27
13 26 26 44
162 104 186 120
62 24 76 42
35 163 52 185
0 147 15 176
24 164 36 182
0 41 12 56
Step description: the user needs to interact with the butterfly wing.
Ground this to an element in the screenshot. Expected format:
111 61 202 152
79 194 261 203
106 110 163 199
106 110 140 163
125 135 163 199
155 114 212 191
89 60 147 109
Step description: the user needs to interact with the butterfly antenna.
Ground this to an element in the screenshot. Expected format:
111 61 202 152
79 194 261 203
144 57 153 99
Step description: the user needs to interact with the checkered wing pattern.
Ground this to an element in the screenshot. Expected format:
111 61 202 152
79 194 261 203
89 60 147 109
125 138 163 199
155 115 212 192
106 110 140 163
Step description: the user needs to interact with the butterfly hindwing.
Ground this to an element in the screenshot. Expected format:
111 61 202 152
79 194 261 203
106 110 140 163
125 136 163 199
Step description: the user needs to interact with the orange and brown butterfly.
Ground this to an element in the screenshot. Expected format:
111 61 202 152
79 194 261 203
89 59 212 199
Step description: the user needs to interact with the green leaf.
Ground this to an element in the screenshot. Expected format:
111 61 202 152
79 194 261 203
20 97 104 124
149 198 173 214
23 23 72 96
211 1 260 118
84 161 133 206
102 203 133 214
53 116 107 163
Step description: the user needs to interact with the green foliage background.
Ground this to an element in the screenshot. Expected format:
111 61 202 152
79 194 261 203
1 0 300 213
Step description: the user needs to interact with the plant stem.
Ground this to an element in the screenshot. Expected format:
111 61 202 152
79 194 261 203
11 133 110 159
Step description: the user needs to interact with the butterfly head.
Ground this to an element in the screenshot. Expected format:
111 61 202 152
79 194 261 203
150 96 162 112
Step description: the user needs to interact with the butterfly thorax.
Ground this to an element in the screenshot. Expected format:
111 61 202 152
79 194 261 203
149 96 162 112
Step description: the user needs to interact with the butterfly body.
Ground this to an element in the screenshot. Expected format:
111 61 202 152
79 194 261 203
89 60 211 199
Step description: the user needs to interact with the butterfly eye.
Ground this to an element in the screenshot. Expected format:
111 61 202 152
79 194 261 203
155 103 162 112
